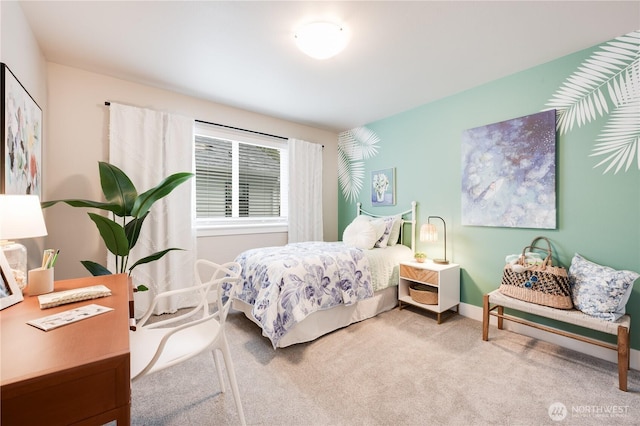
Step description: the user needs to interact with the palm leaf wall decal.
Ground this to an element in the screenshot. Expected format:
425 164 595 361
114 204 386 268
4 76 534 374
337 126 381 202
590 98 640 174
337 148 364 203
544 30 640 173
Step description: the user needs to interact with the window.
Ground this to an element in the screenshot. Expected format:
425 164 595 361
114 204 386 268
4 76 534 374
195 122 288 235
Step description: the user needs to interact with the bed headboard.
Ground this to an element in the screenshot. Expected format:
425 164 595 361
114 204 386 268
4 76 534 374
356 201 417 252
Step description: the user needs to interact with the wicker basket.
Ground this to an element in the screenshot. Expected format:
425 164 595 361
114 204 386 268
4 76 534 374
409 283 437 305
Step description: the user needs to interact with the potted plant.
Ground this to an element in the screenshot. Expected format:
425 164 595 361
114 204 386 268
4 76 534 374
414 252 427 263
42 162 193 290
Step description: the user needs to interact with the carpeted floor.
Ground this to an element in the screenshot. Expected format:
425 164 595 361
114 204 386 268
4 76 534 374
131 306 640 425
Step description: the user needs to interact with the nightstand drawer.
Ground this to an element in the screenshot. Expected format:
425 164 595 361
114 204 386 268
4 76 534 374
400 264 439 286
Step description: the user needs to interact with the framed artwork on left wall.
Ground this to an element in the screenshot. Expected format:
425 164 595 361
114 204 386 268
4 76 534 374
1 63 42 197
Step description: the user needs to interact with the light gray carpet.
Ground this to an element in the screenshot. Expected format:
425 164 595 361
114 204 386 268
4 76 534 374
131 306 640 425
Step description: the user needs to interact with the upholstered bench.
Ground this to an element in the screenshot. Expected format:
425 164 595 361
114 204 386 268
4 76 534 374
482 289 631 391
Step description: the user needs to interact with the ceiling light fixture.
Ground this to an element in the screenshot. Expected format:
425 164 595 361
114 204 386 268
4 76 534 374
294 21 348 60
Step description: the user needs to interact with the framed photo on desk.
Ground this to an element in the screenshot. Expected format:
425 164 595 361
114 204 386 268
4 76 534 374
0 250 23 310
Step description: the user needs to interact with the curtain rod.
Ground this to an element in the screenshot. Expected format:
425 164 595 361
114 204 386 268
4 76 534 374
105 101 287 141
194 119 288 141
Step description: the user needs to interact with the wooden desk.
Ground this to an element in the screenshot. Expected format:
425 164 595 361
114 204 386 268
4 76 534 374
1 274 131 425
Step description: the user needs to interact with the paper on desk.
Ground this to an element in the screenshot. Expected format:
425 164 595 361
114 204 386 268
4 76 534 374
27 304 114 331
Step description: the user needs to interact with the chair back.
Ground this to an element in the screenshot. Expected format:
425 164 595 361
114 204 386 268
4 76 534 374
131 260 241 374
194 260 242 326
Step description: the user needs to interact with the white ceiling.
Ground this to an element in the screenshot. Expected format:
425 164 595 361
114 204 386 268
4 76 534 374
19 1 640 132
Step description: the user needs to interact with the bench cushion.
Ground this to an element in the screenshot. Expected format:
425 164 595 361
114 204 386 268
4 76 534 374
488 289 630 335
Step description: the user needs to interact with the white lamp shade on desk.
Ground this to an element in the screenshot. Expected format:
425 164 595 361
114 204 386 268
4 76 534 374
0 195 48 240
0 195 48 290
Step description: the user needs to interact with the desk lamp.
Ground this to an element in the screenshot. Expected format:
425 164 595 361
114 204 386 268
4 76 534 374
0 195 48 289
420 216 449 264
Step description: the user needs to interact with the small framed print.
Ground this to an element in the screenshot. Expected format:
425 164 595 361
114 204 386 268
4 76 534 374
0 250 24 310
371 167 395 206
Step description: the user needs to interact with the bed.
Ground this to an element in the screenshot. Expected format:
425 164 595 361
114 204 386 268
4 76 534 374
229 201 417 348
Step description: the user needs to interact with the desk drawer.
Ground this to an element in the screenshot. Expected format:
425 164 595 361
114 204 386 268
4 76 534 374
1 355 130 425
400 264 439 286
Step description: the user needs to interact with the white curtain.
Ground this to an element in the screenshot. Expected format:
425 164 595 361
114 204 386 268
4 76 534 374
288 138 323 243
109 103 196 316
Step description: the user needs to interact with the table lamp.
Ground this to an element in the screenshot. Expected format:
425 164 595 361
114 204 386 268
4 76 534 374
0 195 48 289
420 215 449 264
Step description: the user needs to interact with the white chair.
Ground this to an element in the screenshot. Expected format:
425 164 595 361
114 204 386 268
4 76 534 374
129 260 246 425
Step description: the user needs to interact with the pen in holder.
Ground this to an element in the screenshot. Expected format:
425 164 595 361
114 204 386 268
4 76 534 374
28 267 54 296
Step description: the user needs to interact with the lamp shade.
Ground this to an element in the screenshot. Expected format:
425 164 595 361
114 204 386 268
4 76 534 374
294 21 348 60
0 195 48 240
421 216 448 264
420 223 438 242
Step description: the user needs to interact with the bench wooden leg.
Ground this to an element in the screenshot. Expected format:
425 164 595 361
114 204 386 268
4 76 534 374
497 306 504 330
617 325 629 392
482 294 489 341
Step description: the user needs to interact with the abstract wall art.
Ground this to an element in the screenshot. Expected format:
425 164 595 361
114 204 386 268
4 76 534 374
461 110 557 229
1 63 42 197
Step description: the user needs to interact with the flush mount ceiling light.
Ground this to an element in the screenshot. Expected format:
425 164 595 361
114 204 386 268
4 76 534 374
294 21 348 60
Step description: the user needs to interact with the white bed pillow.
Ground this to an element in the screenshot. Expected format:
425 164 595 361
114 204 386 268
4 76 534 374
370 218 387 241
386 215 403 246
373 217 396 248
343 216 379 249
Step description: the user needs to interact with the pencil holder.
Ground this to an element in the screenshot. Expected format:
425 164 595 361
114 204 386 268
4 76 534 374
28 267 54 296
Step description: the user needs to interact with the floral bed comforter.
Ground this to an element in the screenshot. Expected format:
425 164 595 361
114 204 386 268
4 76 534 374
229 242 375 348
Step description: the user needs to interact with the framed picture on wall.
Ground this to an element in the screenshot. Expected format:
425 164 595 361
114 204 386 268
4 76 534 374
461 109 557 229
371 167 395 206
1 63 43 197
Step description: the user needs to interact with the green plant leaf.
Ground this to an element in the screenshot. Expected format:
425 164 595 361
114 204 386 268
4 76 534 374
88 213 130 256
41 199 122 215
80 260 113 276
129 248 184 273
99 162 138 217
124 212 149 250
132 172 193 217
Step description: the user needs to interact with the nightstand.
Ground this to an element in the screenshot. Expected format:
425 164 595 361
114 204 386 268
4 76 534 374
398 260 460 324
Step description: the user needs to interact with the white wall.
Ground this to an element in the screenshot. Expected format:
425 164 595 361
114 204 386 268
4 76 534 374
0 1 48 270
0 2 47 106
45 63 339 279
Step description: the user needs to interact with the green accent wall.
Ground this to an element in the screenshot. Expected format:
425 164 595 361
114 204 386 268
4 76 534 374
338 39 640 349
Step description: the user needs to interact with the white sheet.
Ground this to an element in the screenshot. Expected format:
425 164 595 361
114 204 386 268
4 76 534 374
366 244 413 291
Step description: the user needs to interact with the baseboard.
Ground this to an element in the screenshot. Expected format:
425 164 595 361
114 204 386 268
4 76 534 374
459 302 639 371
